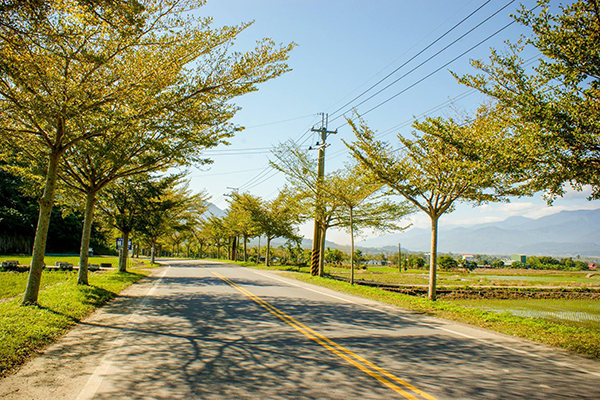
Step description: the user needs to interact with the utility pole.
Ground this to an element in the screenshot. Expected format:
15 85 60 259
398 243 401 272
310 113 336 276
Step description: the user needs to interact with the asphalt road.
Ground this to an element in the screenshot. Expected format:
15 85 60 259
2 260 600 399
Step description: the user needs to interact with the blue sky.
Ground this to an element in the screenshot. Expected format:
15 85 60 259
188 0 598 245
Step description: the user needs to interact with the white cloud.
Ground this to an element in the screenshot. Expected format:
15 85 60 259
560 185 593 200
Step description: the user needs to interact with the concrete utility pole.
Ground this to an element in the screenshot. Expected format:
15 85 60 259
310 113 336 276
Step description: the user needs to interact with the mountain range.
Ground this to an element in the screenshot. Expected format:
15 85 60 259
357 208 600 257
205 203 600 257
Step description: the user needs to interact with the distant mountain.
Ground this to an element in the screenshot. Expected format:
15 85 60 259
356 209 600 257
205 203 226 218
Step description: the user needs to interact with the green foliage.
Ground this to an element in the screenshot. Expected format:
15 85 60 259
462 260 478 272
0 267 148 375
454 0 600 200
409 255 426 269
438 255 459 270
491 260 505 268
345 111 515 299
324 247 345 264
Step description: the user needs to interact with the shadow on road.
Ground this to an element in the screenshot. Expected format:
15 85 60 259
83 265 597 400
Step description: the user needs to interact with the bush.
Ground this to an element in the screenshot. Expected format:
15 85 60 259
438 255 458 270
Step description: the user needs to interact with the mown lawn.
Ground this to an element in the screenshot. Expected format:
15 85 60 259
0 257 156 376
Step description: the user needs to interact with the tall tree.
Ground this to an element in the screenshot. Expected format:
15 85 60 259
454 0 600 201
226 192 262 262
200 215 227 260
239 190 302 267
99 173 176 270
1 0 293 305
325 166 412 284
346 114 515 300
133 177 208 266
271 141 345 275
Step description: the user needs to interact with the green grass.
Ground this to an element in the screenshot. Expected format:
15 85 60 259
0 266 151 376
0 270 75 300
325 266 600 288
275 271 600 359
0 256 154 300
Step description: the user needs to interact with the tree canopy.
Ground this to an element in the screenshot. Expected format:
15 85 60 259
346 112 514 300
454 0 600 201
1 0 294 305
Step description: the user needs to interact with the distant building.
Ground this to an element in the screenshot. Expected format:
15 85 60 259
589 263 597 270
511 254 527 264
462 254 475 261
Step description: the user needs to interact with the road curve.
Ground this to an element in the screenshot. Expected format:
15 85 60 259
1 260 599 399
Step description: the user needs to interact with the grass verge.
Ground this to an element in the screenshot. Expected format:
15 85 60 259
0 267 151 376
279 272 600 360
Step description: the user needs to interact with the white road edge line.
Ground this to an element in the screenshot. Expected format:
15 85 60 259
248 267 600 378
75 265 170 400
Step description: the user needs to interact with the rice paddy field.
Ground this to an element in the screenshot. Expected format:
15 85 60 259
322 265 600 329
326 265 600 289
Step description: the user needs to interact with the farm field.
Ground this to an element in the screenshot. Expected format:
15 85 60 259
248 261 600 331
326 265 600 289
449 298 600 330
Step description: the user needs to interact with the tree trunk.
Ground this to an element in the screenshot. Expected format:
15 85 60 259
350 207 355 285
119 230 130 272
216 242 221 259
77 190 98 285
231 236 238 261
265 237 271 266
243 235 247 262
22 150 61 305
257 236 261 263
428 214 439 301
151 243 156 264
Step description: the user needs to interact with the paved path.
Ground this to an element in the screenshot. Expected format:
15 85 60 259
2 260 600 399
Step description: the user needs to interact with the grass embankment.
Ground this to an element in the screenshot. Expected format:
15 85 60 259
281 272 600 359
0 257 156 376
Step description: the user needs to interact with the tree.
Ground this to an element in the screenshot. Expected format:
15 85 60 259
227 193 262 261
99 174 174 270
454 0 600 201
270 141 345 274
346 113 515 300
271 142 410 277
200 216 228 260
134 178 208 265
1 0 293 305
438 255 458 270
324 247 345 264
325 165 412 284
241 190 302 267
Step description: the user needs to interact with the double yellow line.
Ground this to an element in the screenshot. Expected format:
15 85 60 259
211 271 437 400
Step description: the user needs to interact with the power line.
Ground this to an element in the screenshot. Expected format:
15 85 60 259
324 0 477 114
327 53 541 161
332 0 518 126
328 0 496 118
336 14 524 130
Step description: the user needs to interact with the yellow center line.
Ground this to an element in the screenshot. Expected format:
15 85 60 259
211 270 437 400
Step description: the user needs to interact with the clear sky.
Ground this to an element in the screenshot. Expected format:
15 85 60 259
186 0 598 245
